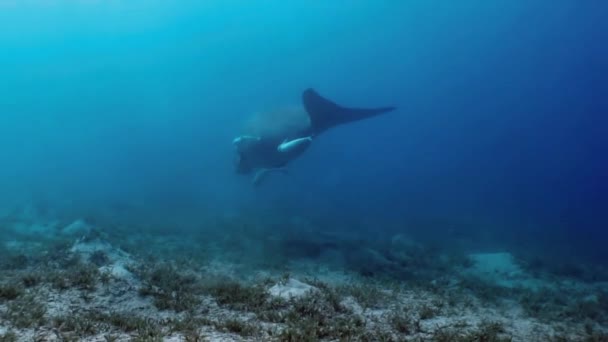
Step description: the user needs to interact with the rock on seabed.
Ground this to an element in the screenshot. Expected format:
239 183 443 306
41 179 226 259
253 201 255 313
268 278 317 299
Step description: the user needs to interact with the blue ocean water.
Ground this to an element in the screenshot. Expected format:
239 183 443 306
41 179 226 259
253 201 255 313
2 2 608 340
1 1 607 269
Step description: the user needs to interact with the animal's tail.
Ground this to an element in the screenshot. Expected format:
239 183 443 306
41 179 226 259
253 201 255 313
302 88 396 134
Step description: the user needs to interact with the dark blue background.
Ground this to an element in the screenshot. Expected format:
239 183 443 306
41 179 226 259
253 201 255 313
0 2 606 263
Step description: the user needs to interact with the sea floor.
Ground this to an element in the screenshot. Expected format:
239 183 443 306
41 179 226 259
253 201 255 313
0 209 607 341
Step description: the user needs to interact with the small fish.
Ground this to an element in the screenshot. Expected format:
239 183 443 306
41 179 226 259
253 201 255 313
277 136 313 153
232 135 261 146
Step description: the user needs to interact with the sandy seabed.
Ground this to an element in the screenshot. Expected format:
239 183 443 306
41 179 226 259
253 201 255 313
0 214 607 341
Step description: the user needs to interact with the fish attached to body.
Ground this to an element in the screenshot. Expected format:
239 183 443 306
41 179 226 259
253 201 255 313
277 136 313 153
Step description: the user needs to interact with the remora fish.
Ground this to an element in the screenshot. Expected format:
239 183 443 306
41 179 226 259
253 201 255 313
277 136 313 153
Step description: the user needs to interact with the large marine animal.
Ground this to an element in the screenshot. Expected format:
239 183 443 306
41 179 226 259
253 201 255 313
233 88 395 185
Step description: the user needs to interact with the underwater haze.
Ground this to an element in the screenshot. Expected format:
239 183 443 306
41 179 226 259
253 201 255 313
2 1 606 258
1 1 608 340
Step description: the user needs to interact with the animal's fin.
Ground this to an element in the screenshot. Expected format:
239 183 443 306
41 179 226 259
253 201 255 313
252 168 288 186
302 88 396 134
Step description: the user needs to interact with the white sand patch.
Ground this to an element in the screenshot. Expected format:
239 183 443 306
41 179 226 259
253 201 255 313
466 252 546 289
70 239 138 285
100 263 132 280
468 252 523 276
45 288 84 317
389 288 560 341
61 219 92 236
269 278 317 299
70 239 133 265
341 296 366 315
